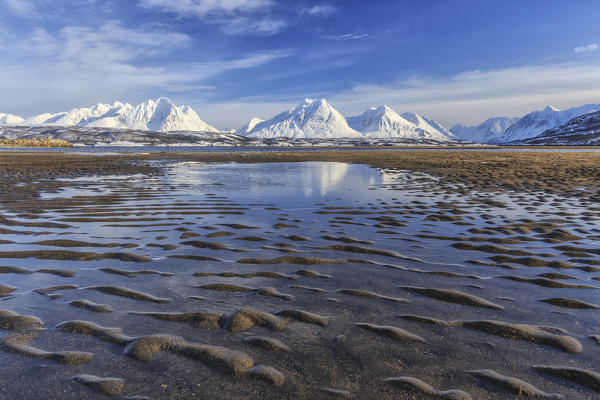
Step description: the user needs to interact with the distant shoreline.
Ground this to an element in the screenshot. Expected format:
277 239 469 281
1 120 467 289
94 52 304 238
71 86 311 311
0 138 73 148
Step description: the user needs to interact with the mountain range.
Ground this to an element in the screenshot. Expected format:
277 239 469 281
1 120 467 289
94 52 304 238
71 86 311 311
1 97 218 133
516 111 600 145
244 99 362 139
345 105 455 141
3 97 600 144
451 103 600 143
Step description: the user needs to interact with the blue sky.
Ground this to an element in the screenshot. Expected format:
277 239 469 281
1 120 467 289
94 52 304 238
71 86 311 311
1 0 599 129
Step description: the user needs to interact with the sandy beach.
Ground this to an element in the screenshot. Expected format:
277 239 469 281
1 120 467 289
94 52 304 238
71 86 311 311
0 149 599 399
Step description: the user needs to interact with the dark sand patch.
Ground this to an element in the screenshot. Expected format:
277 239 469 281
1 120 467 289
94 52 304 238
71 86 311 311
400 315 582 354
398 286 504 309
243 336 290 352
245 365 285 386
539 298 600 309
169 255 222 262
322 235 374 245
0 250 150 262
193 271 297 280
2 329 93 365
320 388 352 398
69 299 113 313
295 269 331 278
383 376 472 400
534 365 600 392
499 276 597 289
355 323 425 342
337 289 408 303
99 267 174 278
196 283 295 301
0 284 16 295
467 369 563 399
29 239 137 248
206 231 236 238
129 311 222 329
72 374 124 396
85 286 172 303
289 285 326 293
58 320 254 375
452 243 534 256
238 256 344 265
0 309 43 331
34 285 78 297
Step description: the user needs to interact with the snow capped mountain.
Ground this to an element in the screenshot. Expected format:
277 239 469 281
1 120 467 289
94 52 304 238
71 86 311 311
400 112 456 140
451 116 520 143
502 103 600 142
0 113 25 125
519 111 600 145
237 117 264 135
5 98 218 133
347 105 454 141
246 99 361 139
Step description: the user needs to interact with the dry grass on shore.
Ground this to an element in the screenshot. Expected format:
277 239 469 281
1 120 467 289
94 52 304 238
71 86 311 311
0 138 73 148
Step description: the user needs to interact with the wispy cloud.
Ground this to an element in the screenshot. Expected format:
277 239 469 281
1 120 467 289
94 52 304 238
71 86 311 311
0 21 291 117
138 0 286 35
221 17 287 36
324 33 369 41
330 61 600 126
0 0 39 17
574 43 598 54
138 0 272 16
302 4 337 17
191 50 292 75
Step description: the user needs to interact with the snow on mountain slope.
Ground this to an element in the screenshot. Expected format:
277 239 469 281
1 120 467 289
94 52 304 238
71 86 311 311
519 111 600 145
347 105 454 141
502 104 600 142
17 97 217 133
400 112 456 140
237 117 264 135
0 113 25 125
451 116 520 143
246 99 361 138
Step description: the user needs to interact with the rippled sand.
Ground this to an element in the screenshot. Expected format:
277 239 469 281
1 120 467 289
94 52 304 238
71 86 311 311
0 150 599 399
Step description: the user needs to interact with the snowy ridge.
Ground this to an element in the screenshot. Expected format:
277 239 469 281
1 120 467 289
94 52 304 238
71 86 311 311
1 97 217 133
245 99 361 139
237 117 264 135
519 110 600 145
0 113 25 125
347 106 454 141
502 104 600 142
451 116 520 143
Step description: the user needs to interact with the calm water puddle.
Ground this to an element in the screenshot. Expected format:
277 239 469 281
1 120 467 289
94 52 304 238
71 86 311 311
0 161 599 399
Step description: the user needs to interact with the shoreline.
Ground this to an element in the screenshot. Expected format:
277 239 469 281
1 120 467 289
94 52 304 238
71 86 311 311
1 149 599 205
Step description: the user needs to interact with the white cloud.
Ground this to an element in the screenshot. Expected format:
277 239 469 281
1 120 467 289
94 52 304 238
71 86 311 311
138 0 272 16
329 61 600 126
324 33 369 41
138 0 285 35
574 43 598 54
0 0 39 17
221 17 287 35
302 4 336 17
0 22 291 120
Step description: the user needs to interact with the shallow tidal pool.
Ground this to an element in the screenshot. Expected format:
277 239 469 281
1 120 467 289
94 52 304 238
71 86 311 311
1 160 599 399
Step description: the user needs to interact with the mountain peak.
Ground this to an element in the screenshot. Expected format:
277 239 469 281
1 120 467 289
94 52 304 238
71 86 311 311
543 105 560 112
246 98 361 139
347 106 453 141
9 98 217 133
156 96 175 105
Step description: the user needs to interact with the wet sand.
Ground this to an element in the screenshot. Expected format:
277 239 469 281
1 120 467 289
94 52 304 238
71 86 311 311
0 149 599 399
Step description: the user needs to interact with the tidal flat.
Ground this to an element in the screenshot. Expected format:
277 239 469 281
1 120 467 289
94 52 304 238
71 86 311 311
0 150 599 399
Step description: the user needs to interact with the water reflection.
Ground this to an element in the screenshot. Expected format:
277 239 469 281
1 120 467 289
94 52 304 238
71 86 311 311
167 162 382 204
